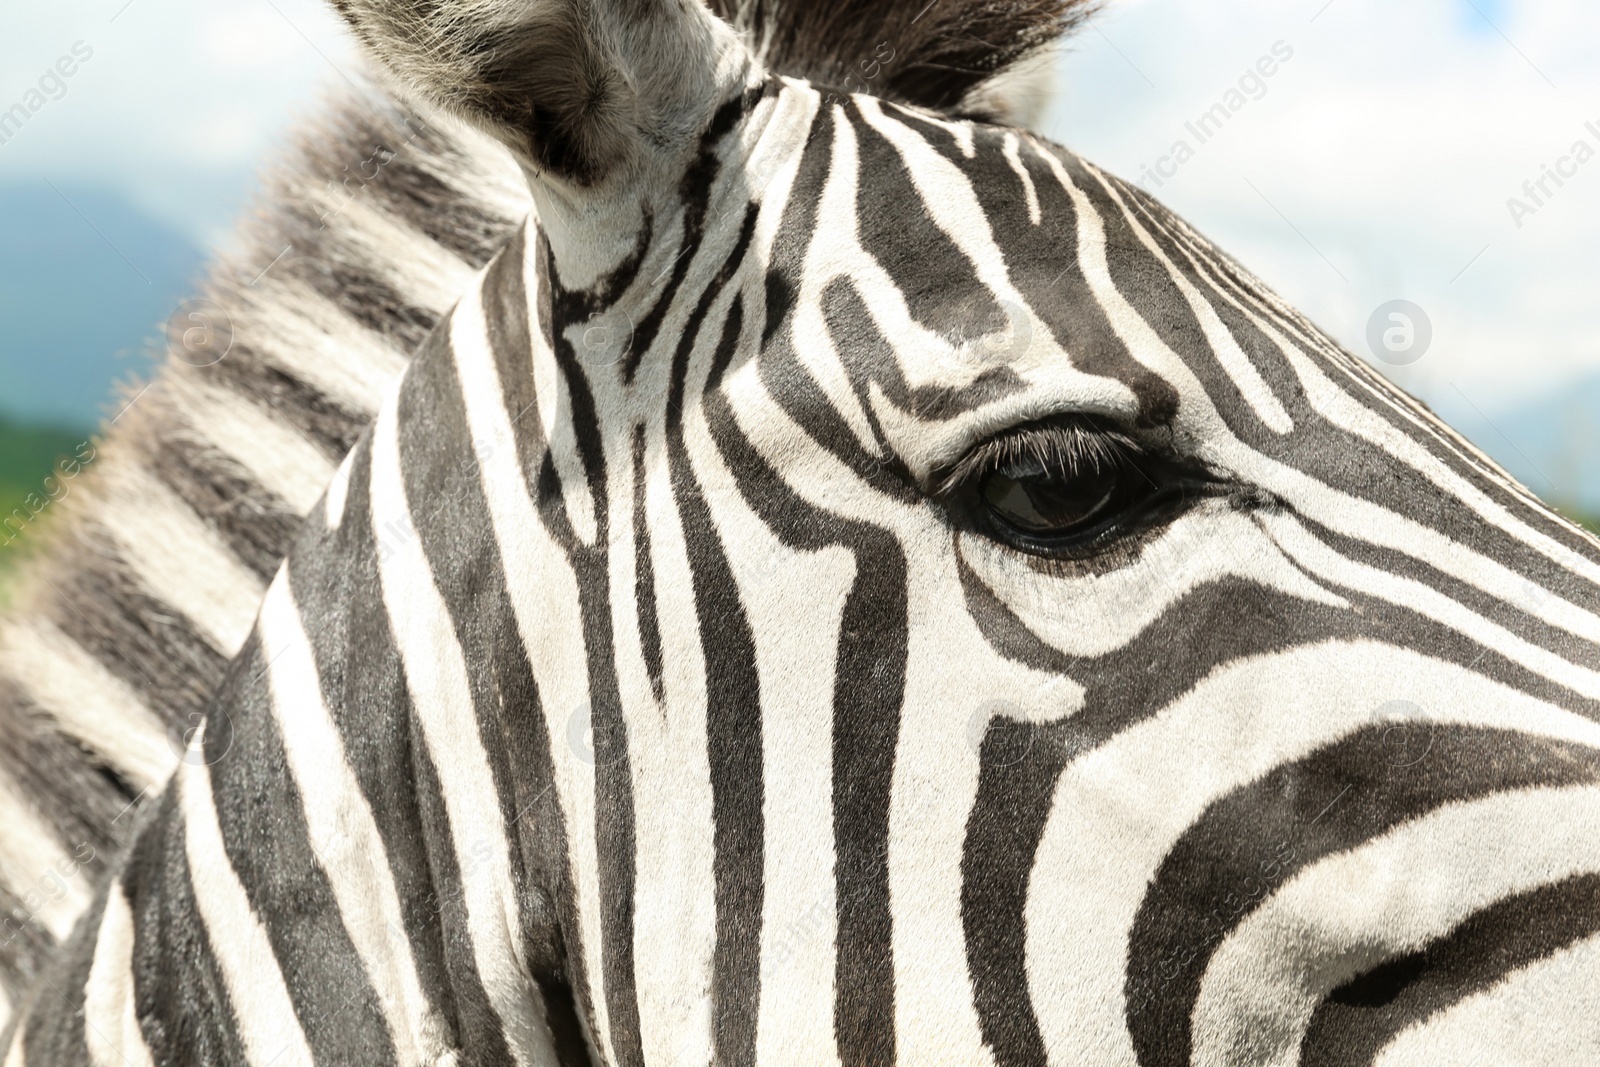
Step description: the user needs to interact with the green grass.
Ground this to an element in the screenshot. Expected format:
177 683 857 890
0 418 89 590
0 420 85 484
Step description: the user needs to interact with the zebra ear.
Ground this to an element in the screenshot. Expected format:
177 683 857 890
329 0 741 186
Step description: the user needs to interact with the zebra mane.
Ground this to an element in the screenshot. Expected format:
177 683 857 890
0 75 530 1018
708 0 1097 119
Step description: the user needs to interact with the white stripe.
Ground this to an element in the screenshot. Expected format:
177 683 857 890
258 574 449 1066
236 275 411 416
169 378 336 515
4 1023 24 1067
1374 929 1600 1065
1002 131 1041 225
1192 786 1600 1067
444 278 609 1065
0 622 170 787
1263 510 1600 702
369 380 557 1067
180 732 315 1067
84 886 156 1067
324 447 357 532
97 461 266 656
1024 642 1600 1067
1084 160 1293 434
0 767 88 939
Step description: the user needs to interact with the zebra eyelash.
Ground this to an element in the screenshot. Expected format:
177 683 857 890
933 415 1152 499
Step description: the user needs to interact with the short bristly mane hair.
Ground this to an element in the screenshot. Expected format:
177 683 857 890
710 0 1098 118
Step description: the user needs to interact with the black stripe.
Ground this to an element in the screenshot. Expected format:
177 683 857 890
700 380 908 1067
347 110 522 269
954 551 1075 674
962 715 1074 1067
200 350 368 459
16 890 102 1067
822 275 1026 424
474 239 600 1064
540 238 647 1067
0 873 56 1012
1124 727 1600 1067
1294 512 1600 678
43 539 228 734
269 217 441 354
631 427 667 706
405 701 519 1064
892 106 1182 429
402 321 583 1064
666 294 766 1063
471 233 599 1065
210 633 400 1067
124 791 251 1066
482 227 546 494
1302 872 1600 1065
756 107 920 504
286 433 472 1056
621 83 770 383
147 416 302 583
850 102 1007 342
0 685 123 873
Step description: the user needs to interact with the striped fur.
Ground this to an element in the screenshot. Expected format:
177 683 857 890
7 0 1600 1063
0 80 530 1022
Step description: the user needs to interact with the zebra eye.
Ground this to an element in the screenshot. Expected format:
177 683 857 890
980 457 1123 537
939 417 1186 555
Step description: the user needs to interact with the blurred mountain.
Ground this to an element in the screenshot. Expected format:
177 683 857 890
0 183 204 429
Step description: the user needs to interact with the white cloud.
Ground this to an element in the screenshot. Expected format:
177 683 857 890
0 0 354 247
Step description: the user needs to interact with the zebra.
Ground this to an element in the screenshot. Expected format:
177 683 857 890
5 0 1600 1062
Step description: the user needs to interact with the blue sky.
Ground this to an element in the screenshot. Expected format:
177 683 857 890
1 0 1597 424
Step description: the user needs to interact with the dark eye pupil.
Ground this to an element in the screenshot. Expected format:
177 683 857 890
981 461 1119 535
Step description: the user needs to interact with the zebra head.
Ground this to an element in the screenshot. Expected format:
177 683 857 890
129 0 1595 1064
